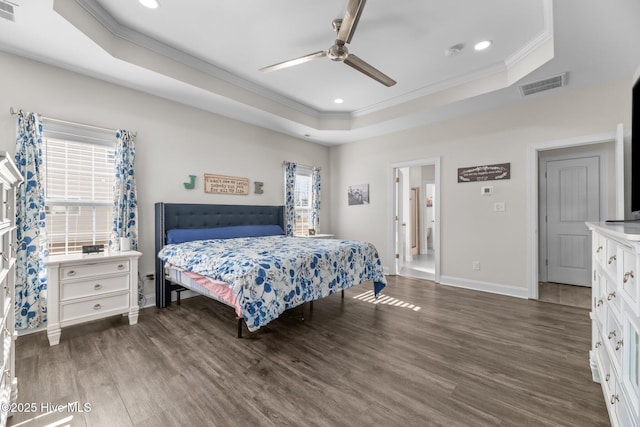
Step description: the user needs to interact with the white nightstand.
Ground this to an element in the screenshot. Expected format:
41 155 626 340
302 234 334 239
45 250 141 346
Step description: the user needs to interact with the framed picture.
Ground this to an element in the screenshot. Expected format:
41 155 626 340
348 184 369 206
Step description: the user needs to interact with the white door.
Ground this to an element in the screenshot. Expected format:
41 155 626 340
395 168 406 273
546 157 600 286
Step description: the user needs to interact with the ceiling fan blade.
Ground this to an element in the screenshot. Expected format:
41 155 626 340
259 51 326 73
344 54 396 87
337 0 367 44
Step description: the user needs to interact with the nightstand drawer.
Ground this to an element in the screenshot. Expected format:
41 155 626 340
60 260 129 281
60 275 129 301
60 292 129 323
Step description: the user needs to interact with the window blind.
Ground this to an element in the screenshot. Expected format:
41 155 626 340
42 136 115 255
294 168 312 236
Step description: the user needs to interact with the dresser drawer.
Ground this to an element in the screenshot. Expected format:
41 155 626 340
60 292 129 324
60 275 129 301
60 260 129 281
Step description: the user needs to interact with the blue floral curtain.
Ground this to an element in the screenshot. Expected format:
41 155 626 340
311 167 321 232
284 162 297 236
14 111 48 329
110 130 138 251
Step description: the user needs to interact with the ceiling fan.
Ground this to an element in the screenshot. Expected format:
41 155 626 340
259 0 396 87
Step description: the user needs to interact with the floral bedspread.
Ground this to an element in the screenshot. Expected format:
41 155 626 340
158 235 386 331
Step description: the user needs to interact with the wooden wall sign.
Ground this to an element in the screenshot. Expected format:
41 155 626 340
458 163 510 183
204 174 249 195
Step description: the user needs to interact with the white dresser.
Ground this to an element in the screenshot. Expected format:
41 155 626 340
587 222 640 427
0 153 22 426
45 251 141 346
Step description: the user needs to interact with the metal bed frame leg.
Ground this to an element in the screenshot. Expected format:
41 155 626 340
237 318 243 338
342 290 344 299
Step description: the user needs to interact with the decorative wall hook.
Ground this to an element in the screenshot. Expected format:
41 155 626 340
184 175 196 189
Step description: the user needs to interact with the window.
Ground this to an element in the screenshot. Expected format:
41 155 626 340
294 168 313 236
41 122 115 255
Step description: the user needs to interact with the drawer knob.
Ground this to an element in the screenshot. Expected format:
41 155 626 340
596 298 604 307
595 341 602 348
624 271 635 283
94 284 102 290
67 270 76 277
93 304 102 310
608 255 617 265
605 373 610 382
596 245 603 253
616 340 624 351
607 292 616 301
608 330 617 339
611 394 619 405
117 264 125 270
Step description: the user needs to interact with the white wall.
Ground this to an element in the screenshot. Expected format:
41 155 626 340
329 75 634 296
0 52 331 302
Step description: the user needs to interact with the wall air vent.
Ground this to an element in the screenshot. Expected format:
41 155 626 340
0 0 15 22
519 73 567 97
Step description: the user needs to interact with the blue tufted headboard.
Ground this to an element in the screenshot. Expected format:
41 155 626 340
154 203 285 307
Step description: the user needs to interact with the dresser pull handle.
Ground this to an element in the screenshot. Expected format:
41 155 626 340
608 330 617 339
624 271 635 283
608 255 617 265
117 264 125 270
597 298 604 307
607 292 616 301
94 284 102 290
0 252 7 262
605 373 610 382
611 394 619 405
595 341 602 348
596 246 603 253
93 304 102 310
616 340 624 351
67 270 76 277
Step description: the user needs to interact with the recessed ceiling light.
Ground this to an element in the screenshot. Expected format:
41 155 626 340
334 98 344 104
474 40 492 51
139 0 159 9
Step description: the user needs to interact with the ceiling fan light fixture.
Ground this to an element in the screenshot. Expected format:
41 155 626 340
139 0 159 9
474 40 492 51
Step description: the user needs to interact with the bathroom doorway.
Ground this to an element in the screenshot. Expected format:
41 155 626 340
390 158 440 282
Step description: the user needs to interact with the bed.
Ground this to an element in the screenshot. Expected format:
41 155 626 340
155 203 386 337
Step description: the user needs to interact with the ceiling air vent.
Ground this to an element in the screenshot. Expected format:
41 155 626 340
519 73 567 97
0 0 15 22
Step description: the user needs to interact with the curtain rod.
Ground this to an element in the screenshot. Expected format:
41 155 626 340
9 107 137 137
282 160 320 170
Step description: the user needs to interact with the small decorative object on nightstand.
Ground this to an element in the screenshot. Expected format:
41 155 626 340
45 250 142 346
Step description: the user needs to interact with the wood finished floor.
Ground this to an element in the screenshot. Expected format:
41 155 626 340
538 282 591 310
9 276 608 427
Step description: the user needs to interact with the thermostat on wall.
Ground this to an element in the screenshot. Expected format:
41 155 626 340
481 186 493 196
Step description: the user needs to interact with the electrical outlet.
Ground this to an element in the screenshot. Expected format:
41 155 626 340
144 273 155 281
472 261 480 270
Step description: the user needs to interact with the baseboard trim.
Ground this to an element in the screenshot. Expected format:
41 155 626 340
438 276 529 299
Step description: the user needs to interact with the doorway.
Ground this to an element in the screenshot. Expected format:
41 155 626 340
528 126 623 303
538 150 608 308
390 158 440 282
